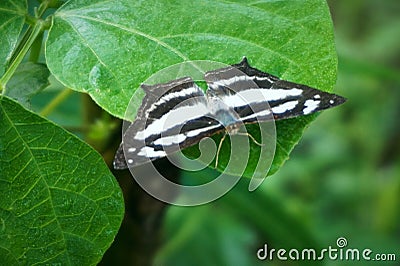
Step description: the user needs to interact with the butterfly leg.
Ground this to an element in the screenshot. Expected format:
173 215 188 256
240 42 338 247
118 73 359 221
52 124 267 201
235 132 264 146
215 132 228 168
215 131 263 168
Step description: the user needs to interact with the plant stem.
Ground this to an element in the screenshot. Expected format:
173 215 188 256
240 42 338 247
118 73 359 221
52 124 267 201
29 31 44 63
8 25 33 66
36 1 50 18
0 0 51 93
0 21 44 93
40 88 73 116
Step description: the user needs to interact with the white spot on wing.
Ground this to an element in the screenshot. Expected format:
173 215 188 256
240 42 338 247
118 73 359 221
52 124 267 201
303 100 321 114
186 124 221 138
128 147 136 152
222 88 303 108
314 94 321 99
135 103 209 140
210 75 252 87
272 101 299 114
128 159 134 164
240 109 271 121
208 73 275 87
329 100 334 104
147 86 203 113
137 146 166 157
254 76 275 83
154 134 186 146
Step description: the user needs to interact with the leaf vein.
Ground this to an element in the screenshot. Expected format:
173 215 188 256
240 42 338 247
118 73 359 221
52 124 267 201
60 14 190 61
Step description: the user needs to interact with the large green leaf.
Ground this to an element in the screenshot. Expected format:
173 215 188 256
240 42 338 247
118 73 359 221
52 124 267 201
0 96 124 265
46 0 337 177
0 0 26 76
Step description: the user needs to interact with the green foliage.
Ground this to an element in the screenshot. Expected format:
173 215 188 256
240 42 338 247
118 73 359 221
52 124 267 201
156 176 322 266
0 96 124 264
0 0 26 77
45 0 337 177
0 0 342 264
154 1 400 265
4 62 50 107
46 0 336 119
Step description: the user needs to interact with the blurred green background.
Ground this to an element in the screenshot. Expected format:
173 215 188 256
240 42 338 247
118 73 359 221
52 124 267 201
31 0 400 265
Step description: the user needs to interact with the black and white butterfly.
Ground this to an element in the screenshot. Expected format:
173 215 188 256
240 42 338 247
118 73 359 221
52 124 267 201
113 57 346 169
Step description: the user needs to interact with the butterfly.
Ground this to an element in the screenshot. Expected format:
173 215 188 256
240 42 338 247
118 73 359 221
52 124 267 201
113 57 346 169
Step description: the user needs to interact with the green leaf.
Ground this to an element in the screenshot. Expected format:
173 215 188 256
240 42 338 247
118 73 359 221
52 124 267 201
46 0 337 177
0 0 26 76
0 96 124 265
4 62 50 108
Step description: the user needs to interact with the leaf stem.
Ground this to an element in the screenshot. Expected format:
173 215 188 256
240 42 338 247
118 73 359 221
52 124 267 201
40 88 73 116
0 21 45 93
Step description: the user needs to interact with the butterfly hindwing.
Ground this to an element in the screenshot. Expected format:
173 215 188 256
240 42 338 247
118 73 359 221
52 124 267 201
114 77 224 169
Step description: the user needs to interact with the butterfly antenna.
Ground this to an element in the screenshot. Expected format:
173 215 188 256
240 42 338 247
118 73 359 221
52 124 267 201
236 132 264 146
215 133 227 168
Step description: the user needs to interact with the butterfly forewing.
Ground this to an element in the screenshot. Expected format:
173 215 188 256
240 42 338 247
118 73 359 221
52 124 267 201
205 57 346 123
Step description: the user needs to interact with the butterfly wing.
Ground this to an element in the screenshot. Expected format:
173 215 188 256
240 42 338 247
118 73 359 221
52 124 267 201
114 58 347 169
113 77 224 169
205 57 346 123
